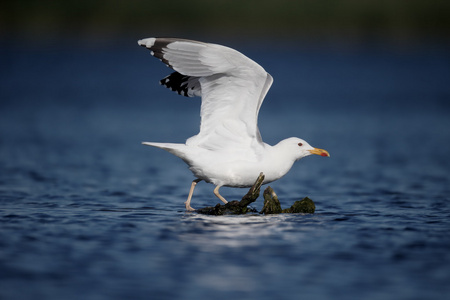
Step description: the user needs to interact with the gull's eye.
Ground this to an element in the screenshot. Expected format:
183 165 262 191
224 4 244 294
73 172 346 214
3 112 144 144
298 143 303 146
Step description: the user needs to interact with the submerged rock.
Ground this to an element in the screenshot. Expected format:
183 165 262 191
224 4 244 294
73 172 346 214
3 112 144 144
195 201 258 215
196 173 264 215
196 172 315 215
281 197 315 214
259 187 315 214
260 186 282 214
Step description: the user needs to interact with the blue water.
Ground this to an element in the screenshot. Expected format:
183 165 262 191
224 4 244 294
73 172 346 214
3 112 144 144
1 39 450 300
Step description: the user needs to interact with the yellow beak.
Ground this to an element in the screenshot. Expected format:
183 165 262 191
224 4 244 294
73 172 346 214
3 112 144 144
309 147 330 157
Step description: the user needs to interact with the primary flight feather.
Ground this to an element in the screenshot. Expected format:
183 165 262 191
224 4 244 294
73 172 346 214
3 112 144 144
139 38 329 211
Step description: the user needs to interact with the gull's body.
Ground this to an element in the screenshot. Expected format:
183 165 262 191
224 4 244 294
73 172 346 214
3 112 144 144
139 38 329 211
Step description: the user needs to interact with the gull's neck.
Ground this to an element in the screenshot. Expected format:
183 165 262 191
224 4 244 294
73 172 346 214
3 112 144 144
262 141 298 182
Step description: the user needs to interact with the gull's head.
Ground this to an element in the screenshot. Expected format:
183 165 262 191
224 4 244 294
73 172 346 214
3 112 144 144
278 137 330 161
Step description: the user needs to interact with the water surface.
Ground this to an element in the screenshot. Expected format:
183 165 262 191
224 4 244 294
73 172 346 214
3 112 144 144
1 40 450 300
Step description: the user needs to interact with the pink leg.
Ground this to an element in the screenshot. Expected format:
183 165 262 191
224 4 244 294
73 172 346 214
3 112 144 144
185 179 202 211
213 185 228 204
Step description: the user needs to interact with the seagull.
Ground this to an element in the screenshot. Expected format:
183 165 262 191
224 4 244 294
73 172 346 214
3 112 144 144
138 37 330 211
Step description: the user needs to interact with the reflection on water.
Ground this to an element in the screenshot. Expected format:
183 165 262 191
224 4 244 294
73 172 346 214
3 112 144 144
179 213 304 248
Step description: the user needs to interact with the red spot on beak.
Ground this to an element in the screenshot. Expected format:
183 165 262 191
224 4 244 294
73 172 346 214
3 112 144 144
309 148 330 157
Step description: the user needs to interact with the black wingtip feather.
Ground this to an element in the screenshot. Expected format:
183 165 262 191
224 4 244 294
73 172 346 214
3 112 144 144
160 72 192 97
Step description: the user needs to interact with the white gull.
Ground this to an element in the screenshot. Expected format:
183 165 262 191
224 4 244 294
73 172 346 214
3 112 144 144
138 38 330 211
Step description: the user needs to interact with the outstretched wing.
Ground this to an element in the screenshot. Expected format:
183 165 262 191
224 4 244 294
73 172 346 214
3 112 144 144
138 38 273 152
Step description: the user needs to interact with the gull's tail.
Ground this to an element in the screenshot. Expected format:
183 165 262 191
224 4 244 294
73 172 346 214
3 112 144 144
142 142 189 161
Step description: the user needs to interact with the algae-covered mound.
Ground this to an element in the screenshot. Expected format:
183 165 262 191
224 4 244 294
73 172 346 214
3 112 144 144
282 197 315 214
260 186 282 214
195 201 258 215
196 173 315 215
260 186 315 214
196 173 264 215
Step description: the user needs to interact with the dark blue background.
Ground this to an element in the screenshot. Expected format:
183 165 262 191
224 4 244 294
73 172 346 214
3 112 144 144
1 39 450 299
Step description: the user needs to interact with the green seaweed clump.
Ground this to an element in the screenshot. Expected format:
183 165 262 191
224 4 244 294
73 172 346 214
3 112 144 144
281 197 315 214
260 186 282 214
196 200 257 215
196 173 264 215
195 172 316 215
260 187 315 214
